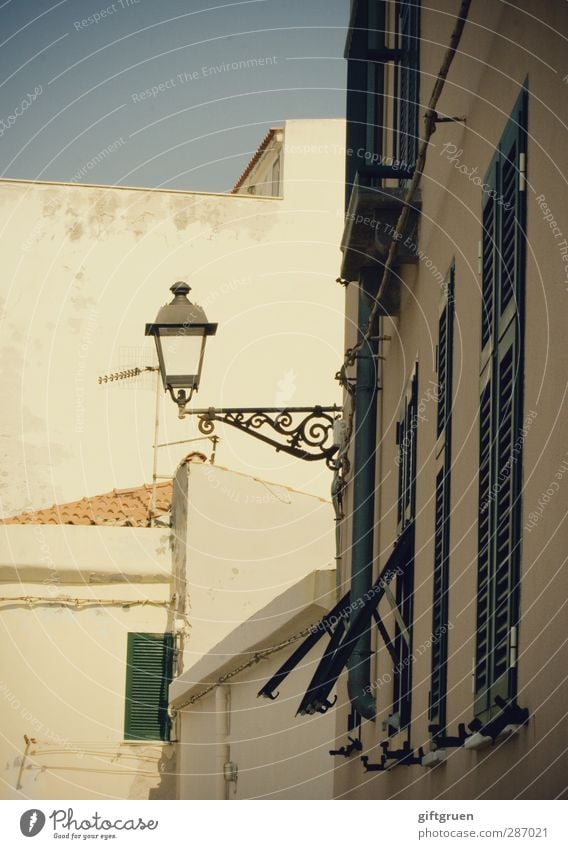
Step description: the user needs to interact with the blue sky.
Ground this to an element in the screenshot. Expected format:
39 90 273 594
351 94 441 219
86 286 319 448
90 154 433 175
0 0 349 192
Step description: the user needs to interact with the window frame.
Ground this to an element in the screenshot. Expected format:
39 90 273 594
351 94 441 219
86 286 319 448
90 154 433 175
394 0 421 177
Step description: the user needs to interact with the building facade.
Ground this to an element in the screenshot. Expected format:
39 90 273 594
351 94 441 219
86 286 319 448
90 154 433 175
0 455 336 800
170 570 337 800
0 118 345 516
0 484 176 800
257 0 568 800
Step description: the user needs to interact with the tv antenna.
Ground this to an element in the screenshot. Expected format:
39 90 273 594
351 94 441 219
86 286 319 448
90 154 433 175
97 364 219 524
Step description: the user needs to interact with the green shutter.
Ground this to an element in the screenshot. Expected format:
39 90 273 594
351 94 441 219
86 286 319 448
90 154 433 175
397 369 418 532
492 326 521 701
497 89 526 337
393 366 418 730
430 465 450 728
481 186 496 364
397 366 418 531
396 0 421 171
124 633 174 741
436 266 454 441
475 86 526 720
475 375 493 712
430 266 454 731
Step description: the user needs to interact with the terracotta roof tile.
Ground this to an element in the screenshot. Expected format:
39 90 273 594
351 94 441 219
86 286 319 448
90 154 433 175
1 481 173 528
0 453 208 527
231 127 282 193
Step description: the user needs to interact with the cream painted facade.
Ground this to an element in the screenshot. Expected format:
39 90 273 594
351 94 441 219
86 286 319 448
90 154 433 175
330 0 568 800
169 458 335 667
0 524 175 800
0 458 335 800
248 1 568 800
0 118 345 516
170 570 337 800
0 118 344 802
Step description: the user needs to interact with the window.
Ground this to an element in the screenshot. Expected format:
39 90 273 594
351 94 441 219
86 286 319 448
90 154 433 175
475 87 527 720
429 266 455 733
124 632 174 741
392 366 418 730
395 0 421 174
271 156 281 196
345 1 387 204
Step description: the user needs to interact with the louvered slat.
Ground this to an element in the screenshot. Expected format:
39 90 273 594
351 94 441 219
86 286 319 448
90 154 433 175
430 467 448 725
493 345 515 683
437 308 448 437
397 0 420 170
481 198 495 350
475 382 492 695
394 367 418 728
500 143 518 316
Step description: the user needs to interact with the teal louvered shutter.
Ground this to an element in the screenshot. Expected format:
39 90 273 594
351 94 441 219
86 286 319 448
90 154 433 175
396 0 421 172
393 549 415 730
430 268 454 730
491 325 521 702
396 368 418 532
480 171 497 371
497 93 526 336
436 266 454 441
393 366 418 730
124 633 174 741
474 373 493 711
475 87 526 720
430 466 450 727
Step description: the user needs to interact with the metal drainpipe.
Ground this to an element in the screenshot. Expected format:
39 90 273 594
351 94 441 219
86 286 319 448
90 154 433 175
346 274 379 720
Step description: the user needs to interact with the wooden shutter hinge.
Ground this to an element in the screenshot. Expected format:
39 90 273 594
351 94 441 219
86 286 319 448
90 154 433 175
519 153 526 192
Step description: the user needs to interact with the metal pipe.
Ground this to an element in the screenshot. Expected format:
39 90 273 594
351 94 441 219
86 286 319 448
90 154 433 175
149 369 161 526
347 276 379 720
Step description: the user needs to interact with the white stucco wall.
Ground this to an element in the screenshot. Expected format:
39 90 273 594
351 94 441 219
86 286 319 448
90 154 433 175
0 118 346 515
175 461 336 663
0 525 176 800
173 570 337 800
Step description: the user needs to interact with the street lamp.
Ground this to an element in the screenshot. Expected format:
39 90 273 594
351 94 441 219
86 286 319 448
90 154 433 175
146 282 342 467
145 282 217 412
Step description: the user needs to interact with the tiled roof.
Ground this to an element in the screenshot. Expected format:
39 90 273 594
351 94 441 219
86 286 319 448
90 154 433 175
231 127 282 193
0 482 172 528
0 454 207 527
0 451 207 528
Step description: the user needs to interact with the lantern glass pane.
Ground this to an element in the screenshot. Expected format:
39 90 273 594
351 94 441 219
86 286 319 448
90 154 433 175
159 331 204 388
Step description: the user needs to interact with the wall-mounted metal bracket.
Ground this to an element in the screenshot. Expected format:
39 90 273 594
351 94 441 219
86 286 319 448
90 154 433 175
361 754 388 772
380 739 424 766
183 405 342 469
428 722 470 748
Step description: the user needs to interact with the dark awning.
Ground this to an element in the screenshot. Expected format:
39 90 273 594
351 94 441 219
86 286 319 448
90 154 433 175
257 522 414 715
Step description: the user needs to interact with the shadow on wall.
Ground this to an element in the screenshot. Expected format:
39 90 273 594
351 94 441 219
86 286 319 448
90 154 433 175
147 745 176 800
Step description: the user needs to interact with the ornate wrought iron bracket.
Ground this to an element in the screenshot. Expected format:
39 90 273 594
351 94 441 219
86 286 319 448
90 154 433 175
181 405 342 468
